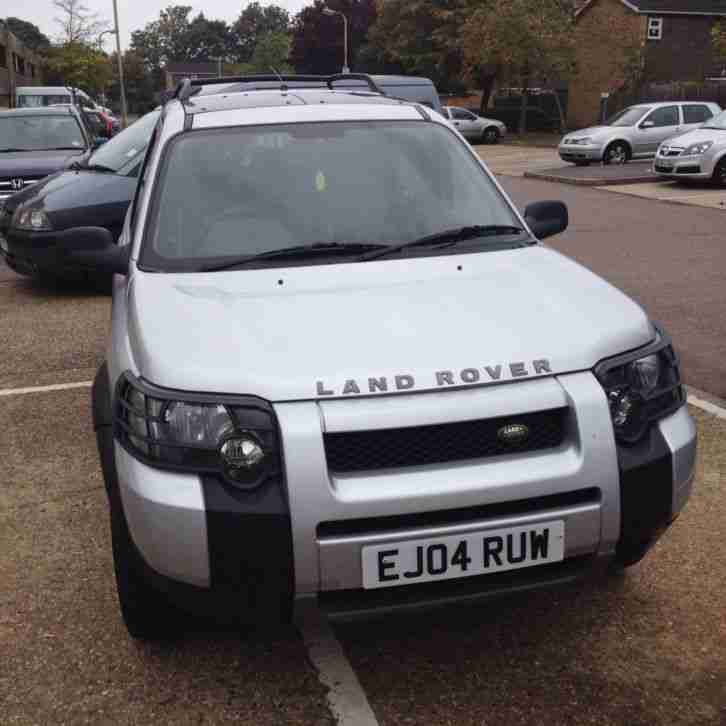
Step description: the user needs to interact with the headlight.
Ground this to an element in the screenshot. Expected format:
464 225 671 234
684 141 713 156
12 207 52 231
114 373 281 489
570 137 592 146
594 328 685 444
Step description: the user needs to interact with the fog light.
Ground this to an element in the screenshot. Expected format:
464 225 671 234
219 433 266 485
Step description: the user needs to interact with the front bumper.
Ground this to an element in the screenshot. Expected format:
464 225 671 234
653 152 716 180
0 226 74 277
102 373 696 622
558 143 603 163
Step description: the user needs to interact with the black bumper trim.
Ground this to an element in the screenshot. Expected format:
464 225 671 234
616 423 675 564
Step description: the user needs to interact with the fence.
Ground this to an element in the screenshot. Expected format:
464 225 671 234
608 81 726 119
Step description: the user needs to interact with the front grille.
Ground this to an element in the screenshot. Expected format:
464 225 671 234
324 408 568 473
677 165 701 174
0 177 42 198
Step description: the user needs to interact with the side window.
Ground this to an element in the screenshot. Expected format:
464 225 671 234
683 105 713 124
450 108 470 121
645 105 679 127
464 110 478 121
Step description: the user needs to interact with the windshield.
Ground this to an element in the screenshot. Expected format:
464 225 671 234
17 94 72 108
606 106 650 127
702 109 726 130
0 115 86 151
88 109 160 173
141 121 524 271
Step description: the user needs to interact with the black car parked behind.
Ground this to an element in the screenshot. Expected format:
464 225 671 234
0 109 160 283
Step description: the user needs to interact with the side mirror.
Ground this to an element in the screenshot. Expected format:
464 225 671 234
640 120 655 129
57 226 130 275
524 200 568 240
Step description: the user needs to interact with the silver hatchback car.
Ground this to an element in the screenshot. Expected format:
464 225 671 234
443 106 507 144
559 101 720 166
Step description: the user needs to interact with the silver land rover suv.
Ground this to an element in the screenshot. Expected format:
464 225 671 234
61 75 696 639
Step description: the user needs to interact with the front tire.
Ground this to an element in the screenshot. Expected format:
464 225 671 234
712 158 726 187
110 503 182 640
482 126 500 144
603 141 630 165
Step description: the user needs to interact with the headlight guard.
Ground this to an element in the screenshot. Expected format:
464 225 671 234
113 372 282 489
594 326 685 444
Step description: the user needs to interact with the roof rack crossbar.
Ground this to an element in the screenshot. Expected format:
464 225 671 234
172 73 384 102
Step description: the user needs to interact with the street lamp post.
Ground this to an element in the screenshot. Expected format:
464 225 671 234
111 0 128 128
97 28 116 51
322 7 349 74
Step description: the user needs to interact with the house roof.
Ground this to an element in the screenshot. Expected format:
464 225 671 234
577 0 726 16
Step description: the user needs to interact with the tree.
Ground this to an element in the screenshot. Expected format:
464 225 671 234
3 17 51 52
108 51 157 113
232 3 290 63
53 0 109 45
291 0 377 75
712 21 726 62
184 13 235 62
366 0 464 92
43 42 112 97
462 0 576 132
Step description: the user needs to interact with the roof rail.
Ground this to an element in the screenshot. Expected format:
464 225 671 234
172 73 384 103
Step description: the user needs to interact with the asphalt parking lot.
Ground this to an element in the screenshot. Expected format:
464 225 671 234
2 173 725 725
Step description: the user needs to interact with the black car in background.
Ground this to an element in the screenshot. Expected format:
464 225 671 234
0 106 95 202
0 109 160 282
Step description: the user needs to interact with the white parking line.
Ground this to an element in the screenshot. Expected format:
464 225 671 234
0 380 93 397
296 603 380 726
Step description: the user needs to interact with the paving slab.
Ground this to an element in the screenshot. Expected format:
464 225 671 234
525 161 657 186
602 181 726 210
475 146 562 177
336 408 726 726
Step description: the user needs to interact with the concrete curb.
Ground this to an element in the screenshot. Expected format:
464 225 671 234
524 170 657 186
599 185 726 210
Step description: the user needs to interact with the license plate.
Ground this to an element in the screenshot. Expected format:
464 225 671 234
361 521 565 589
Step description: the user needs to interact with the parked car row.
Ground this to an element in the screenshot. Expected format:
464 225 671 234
559 101 721 166
0 107 159 280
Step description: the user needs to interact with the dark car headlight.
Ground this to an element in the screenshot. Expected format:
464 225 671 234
114 372 281 489
594 327 685 444
12 206 52 231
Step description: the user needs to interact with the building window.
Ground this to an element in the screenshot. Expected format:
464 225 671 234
0 44 7 69
648 17 663 41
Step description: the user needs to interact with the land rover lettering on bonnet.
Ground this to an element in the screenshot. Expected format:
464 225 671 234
78 74 695 640
315 359 553 396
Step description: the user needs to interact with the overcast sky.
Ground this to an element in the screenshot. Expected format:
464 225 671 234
4 1 308 51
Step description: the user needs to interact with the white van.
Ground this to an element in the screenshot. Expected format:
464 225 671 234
16 86 98 110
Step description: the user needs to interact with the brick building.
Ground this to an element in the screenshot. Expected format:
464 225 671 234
0 21 43 108
569 0 726 128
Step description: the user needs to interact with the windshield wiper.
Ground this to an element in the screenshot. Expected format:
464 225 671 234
46 146 85 151
359 225 527 262
84 163 116 173
0 147 30 152
200 242 389 272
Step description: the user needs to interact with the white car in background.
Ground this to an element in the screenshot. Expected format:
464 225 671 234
443 106 507 144
654 109 726 185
